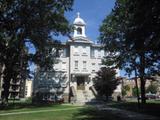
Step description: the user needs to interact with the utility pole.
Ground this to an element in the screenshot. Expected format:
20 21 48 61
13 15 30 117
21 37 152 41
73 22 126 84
68 45 71 103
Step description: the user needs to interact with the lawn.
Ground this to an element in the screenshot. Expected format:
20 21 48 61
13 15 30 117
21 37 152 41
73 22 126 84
1 101 160 120
0 104 124 120
0 103 79 113
0 104 83 120
0 108 78 120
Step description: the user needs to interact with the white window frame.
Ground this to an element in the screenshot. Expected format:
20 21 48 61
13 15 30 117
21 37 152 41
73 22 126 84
83 61 87 70
75 61 78 69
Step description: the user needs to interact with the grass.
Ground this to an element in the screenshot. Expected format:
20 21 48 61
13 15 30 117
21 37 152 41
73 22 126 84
0 105 124 120
0 108 78 120
107 100 160 117
1 100 160 120
0 104 83 120
0 103 80 114
71 107 124 120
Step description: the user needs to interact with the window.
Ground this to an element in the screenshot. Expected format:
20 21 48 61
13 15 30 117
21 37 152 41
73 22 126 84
83 61 87 70
74 46 79 55
82 46 87 55
75 61 78 69
25 86 28 96
98 63 101 66
98 49 101 58
77 27 82 35
62 49 66 57
62 62 66 70
92 63 95 66
55 49 60 57
91 49 95 58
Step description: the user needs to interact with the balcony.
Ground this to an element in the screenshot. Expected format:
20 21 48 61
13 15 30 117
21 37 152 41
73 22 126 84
82 53 88 56
73 69 80 72
9 96 20 100
10 81 20 85
73 53 80 56
9 88 20 92
82 69 88 72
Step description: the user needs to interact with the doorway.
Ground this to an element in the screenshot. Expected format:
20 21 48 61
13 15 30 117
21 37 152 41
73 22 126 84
77 76 85 90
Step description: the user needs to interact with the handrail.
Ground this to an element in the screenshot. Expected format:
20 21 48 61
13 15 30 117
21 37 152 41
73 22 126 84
89 86 97 97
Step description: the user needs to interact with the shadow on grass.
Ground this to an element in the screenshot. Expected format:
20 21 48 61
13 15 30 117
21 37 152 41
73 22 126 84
107 101 160 117
71 106 123 120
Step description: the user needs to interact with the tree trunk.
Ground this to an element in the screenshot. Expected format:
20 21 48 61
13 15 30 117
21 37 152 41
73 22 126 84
140 52 146 104
105 94 109 101
140 78 146 104
134 69 140 109
2 77 10 105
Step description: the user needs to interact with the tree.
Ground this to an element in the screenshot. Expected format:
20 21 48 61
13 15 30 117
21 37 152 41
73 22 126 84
132 87 141 97
0 0 73 104
99 0 160 104
94 67 120 100
146 82 158 94
122 85 130 97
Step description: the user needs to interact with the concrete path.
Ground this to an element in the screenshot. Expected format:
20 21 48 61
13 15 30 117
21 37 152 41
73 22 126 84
96 104 159 120
0 106 83 116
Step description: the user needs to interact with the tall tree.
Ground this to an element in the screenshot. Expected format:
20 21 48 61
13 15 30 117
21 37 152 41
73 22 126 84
94 67 120 100
0 0 73 104
99 0 160 104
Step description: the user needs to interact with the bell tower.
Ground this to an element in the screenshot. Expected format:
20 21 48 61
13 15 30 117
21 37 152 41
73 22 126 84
73 12 86 37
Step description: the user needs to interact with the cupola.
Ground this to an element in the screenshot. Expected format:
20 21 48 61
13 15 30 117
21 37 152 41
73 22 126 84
73 12 86 37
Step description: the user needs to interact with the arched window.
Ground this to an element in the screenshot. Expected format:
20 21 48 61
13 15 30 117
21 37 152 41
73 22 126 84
77 27 82 35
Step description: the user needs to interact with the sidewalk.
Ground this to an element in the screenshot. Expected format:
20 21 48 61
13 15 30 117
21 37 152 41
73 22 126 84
96 104 159 120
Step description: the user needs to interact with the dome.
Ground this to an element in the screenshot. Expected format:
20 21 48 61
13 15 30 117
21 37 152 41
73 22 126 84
73 12 86 25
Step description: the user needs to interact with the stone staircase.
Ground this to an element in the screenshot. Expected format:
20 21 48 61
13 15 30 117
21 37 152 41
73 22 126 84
76 90 86 103
75 89 96 104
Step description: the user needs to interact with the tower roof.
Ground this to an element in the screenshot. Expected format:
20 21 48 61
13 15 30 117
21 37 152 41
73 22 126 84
73 12 86 25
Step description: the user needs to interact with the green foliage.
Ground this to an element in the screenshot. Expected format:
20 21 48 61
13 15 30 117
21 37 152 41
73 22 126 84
132 87 141 97
94 67 120 100
0 0 73 104
25 97 32 103
146 83 158 94
99 0 160 103
122 85 130 96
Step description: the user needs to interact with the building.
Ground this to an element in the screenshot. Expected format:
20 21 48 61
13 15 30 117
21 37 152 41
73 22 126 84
121 77 160 97
34 13 121 103
0 64 28 101
25 79 33 98
0 63 21 100
0 64 4 100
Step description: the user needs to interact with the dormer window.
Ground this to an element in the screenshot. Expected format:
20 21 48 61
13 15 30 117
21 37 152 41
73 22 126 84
77 27 82 35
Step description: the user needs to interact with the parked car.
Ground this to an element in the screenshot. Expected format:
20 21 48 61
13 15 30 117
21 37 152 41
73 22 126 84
146 93 157 99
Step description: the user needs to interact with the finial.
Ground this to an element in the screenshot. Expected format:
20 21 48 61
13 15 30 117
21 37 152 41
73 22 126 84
77 12 80 18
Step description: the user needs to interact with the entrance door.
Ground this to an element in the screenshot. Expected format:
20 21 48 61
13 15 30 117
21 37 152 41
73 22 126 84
77 76 85 90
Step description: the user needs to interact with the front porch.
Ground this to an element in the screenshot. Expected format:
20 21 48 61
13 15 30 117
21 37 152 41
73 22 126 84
69 74 96 103
71 73 91 90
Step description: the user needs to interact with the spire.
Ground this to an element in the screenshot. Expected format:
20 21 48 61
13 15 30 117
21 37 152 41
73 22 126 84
77 12 80 18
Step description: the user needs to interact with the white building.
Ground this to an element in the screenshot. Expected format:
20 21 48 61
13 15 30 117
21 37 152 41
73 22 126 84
25 79 33 98
34 13 121 103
